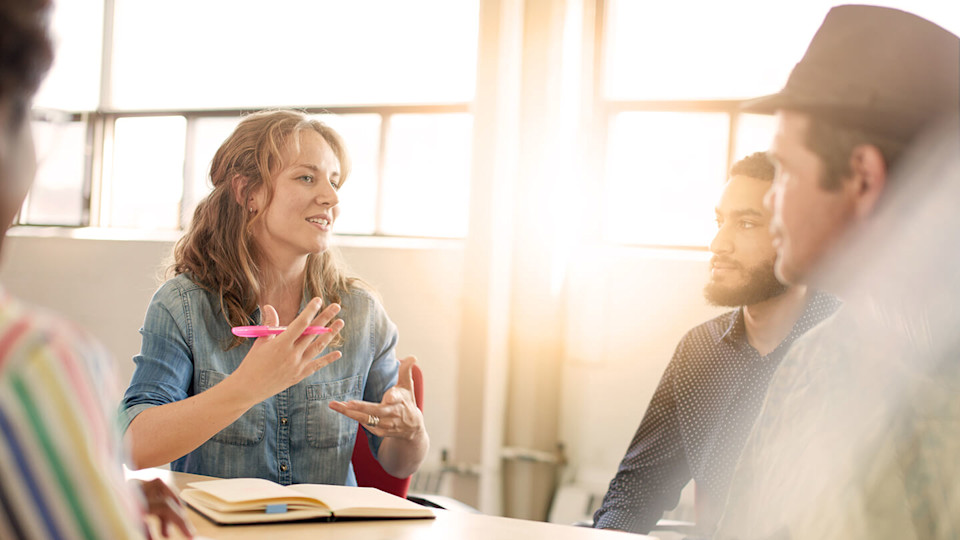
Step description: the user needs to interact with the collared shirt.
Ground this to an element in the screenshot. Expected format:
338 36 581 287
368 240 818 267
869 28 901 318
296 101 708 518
0 287 145 539
717 303 960 540
120 274 399 486
593 291 840 535
714 116 960 540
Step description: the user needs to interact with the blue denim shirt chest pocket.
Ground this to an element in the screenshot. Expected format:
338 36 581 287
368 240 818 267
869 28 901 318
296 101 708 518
305 374 362 448
198 369 266 446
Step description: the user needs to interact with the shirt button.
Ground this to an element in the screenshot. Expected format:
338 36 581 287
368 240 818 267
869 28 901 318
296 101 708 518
281 417 288 425
280 464 287 472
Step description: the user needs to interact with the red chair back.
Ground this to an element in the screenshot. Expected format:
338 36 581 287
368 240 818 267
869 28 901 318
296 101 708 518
351 363 424 498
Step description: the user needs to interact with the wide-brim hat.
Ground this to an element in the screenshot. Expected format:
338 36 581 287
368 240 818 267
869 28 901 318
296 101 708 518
743 5 960 143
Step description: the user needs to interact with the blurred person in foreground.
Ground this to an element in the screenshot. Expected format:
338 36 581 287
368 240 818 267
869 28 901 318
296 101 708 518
593 152 839 535
0 0 192 538
714 5 960 539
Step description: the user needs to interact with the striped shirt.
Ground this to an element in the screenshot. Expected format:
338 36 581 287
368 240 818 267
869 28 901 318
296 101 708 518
0 288 145 539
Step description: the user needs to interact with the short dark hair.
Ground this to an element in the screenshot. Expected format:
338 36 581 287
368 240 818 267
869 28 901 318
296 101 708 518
729 151 775 182
804 116 907 191
0 0 54 127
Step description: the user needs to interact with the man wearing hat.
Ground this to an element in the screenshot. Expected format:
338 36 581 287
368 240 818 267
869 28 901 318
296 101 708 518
713 5 959 539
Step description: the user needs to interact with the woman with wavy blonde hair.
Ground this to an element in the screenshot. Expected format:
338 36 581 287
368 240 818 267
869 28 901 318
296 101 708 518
120 110 428 486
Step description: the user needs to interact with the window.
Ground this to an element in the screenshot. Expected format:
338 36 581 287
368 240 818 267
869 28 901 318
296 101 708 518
106 116 186 229
22 0 958 243
602 111 728 246
380 114 474 238
33 0 103 111
109 1 478 110
23 113 87 226
599 0 960 247
184 116 243 228
20 1 479 239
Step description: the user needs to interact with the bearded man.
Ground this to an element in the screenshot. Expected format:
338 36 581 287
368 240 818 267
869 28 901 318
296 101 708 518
593 152 839 536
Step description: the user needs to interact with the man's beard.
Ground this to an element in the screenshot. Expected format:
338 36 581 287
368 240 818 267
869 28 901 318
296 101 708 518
704 260 788 307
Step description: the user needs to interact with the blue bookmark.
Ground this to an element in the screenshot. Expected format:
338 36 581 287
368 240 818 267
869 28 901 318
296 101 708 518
265 504 288 514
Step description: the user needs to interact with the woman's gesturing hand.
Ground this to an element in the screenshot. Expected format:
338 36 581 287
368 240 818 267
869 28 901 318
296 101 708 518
328 355 425 441
230 297 344 405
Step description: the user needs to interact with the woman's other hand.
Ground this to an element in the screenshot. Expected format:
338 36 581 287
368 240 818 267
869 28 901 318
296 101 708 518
329 355 429 477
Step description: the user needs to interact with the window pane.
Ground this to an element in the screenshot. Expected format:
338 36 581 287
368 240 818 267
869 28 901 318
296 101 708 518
604 0 825 100
314 114 381 236
381 114 473 237
110 0 479 110
22 120 87 225
34 0 103 111
602 112 728 246
734 113 777 161
185 117 242 227
604 0 960 101
109 116 186 229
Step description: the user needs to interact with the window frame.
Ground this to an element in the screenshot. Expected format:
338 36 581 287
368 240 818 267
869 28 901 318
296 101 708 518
597 99 761 249
592 0 773 250
18 0 479 240
18 103 472 239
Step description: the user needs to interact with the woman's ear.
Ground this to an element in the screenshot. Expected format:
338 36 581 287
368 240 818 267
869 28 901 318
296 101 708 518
846 144 887 219
231 174 257 213
230 174 246 206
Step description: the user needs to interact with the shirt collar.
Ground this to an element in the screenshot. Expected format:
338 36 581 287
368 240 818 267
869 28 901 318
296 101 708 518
780 289 842 344
717 290 841 349
715 290 841 347
718 307 746 344
249 289 315 325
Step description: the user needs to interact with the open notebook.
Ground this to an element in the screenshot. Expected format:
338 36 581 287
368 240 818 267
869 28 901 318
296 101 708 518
180 478 436 525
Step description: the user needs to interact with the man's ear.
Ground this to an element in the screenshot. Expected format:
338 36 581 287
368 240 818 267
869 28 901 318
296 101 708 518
846 144 887 219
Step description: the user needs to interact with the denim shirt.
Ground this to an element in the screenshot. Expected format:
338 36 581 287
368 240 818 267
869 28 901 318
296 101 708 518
120 274 399 486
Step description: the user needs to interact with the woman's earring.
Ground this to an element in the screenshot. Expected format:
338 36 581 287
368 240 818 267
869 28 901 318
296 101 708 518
248 206 255 213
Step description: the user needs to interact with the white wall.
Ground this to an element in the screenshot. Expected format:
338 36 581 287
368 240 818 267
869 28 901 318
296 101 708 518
561 247 724 512
1 232 175 384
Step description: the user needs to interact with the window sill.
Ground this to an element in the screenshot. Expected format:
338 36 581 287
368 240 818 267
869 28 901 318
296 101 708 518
7 226 183 242
588 242 711 262
7 226 465 251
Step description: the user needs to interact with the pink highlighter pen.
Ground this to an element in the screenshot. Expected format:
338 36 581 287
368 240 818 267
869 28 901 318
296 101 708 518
231 326 332 338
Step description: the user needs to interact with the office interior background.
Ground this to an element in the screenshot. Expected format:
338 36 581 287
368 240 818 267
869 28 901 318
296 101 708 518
4 0 958 525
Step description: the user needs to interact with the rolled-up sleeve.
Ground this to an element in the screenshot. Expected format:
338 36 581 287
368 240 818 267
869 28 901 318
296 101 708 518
593 344 692 533
119 284 195 433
